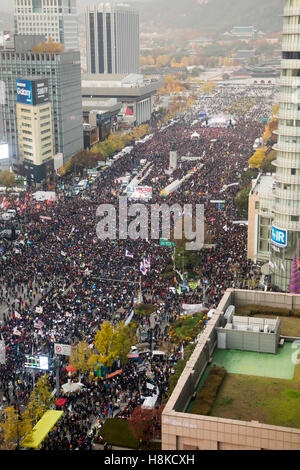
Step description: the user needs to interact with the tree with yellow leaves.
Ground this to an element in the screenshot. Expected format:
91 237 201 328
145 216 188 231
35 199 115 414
147 56 155 66
90 321 118 369
1 406 32 450
200 81 217 95
33 37 63 53
156 55 170 67
89 320 136 370
248 147 268 169
112 321 136 365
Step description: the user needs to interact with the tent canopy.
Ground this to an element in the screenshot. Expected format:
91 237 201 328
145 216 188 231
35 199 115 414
62 382 84 393
141 396 158 409
21 410 63 449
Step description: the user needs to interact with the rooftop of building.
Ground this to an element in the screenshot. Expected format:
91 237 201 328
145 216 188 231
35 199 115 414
250 173 274 197
186 343 300 429
81 74 163 98
82 73 155 87
231 26 256 32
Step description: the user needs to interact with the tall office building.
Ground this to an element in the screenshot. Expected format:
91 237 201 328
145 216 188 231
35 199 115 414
14 0 79 51
86 3 140 75
0 35 83 166
270 0 300 290
16 77 54 181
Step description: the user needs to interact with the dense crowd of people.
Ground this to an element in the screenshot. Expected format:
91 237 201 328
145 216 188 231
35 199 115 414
0 84 276 449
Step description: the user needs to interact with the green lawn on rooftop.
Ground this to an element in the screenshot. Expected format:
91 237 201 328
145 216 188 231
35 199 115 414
209 345 300 429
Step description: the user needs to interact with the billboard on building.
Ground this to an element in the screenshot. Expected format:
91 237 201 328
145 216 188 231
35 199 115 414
0 143 9 160
271 226 287 248
16 78 49 106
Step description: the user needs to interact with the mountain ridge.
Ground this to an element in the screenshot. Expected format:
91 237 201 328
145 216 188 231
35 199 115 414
138 0 285 33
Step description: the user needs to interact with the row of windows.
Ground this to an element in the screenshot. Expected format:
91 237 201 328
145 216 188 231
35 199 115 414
1 53 58 61
282 51 300 60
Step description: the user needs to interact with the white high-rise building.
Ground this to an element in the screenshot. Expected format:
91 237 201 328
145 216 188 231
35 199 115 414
270 0 300 290
14 0 79 51
86 3 140 75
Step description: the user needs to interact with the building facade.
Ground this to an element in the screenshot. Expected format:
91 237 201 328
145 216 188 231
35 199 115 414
16 77 54 181
162 289 300 450
247 174 273 263
85 4 140 75
14 0 79 51
0 37 83 165
81 74 162 127
270 0 300 290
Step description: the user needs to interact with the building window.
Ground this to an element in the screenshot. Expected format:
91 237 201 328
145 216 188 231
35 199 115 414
291 216 299 222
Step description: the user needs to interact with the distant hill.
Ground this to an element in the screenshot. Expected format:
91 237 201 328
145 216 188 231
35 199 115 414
138 0 285 33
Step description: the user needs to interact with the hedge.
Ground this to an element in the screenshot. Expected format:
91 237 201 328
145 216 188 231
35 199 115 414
236 304 291 317
190 365 227 416
99 418 139 449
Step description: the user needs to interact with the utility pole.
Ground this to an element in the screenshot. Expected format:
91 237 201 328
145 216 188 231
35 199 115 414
138 276 142 304
55 356 60 398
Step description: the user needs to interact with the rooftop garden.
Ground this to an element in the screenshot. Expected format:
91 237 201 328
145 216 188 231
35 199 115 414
210 359 300 429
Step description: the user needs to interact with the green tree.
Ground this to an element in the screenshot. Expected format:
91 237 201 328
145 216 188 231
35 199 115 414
113 321 136 365
0 170 16 188
235 186 251 218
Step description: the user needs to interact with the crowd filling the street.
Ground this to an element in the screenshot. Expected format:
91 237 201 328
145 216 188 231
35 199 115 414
0 84 276 450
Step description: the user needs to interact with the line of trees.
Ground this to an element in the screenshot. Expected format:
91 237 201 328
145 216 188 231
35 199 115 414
0 375 55 449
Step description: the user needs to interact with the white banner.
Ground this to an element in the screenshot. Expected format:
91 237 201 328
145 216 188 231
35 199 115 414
0 340 5 365
182 304 204 314
131 186 152 200
54 343 71 356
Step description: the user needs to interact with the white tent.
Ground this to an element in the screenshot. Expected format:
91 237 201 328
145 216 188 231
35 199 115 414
141 396 158 409
32 191 57 202
62 382 84 393
191 131 200 139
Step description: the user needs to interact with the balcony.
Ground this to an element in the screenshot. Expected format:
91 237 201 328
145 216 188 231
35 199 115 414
273 173 300 184
273 188 300 200
277 109 300 120
281 59 300 69
276 125 300 137
273 142 300 153
272 159 300 169
279 76 300 87
272 220 300 231
273 202 300 216
281 42 300 52
283 7 300 16
283 24 300 34
279 93 300 104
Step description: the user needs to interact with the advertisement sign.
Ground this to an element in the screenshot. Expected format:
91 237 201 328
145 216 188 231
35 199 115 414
25 355 49 370
16 78 49 106
34 79 49 104
271 226 287 248
16 79 33 105
54 343 71 356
